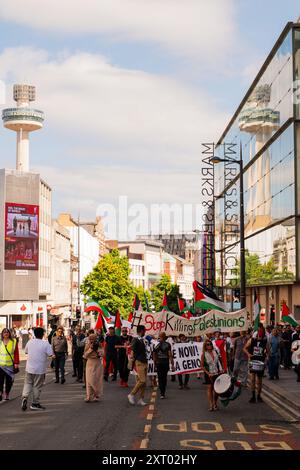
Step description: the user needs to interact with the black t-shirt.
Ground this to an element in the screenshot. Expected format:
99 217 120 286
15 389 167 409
249 338 267 361
154 341 171 364
105 335 120 354
72 333 85 351
118 335 132 360
282 331 292 347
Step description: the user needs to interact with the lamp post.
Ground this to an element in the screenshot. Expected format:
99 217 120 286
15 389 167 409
210 143 246 309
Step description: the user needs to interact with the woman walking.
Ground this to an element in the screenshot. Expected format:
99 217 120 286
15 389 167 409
0 328 20 401
83 334 103 402
201 339 223 411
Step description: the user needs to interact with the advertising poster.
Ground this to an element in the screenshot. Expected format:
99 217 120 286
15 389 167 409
5 203 39 270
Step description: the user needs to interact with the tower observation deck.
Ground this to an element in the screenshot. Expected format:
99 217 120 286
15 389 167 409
2 84 44 172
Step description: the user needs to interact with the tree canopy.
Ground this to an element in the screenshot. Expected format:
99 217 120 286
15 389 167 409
80 249 134 317
150 274 183 314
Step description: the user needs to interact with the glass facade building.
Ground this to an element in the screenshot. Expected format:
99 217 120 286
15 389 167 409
214 22 300 322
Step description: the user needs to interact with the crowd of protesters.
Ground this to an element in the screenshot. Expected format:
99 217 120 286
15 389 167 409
0 320 299 411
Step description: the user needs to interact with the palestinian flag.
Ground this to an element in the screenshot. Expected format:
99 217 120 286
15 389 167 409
84 299 103 314
253 290 261 331
144 293 151 312
178 297 185 313
161 290 169 311
193 281 227 312
281 302 298 327
128 294 142 322
94 312 104 331
115 310 122 336
84 299 112 322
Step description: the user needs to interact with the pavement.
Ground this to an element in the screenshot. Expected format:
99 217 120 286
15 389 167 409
257 367 300 423
0 358 300 451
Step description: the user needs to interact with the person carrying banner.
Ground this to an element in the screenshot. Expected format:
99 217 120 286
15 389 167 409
232 330 249 386
115 327 132 387
201 339 224 411
177 334 190 390
153 332 175 399
244 327 269 403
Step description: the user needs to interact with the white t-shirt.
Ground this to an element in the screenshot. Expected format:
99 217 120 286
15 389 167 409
25 339 53 374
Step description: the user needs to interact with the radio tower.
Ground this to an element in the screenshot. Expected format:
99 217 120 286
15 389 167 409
2 84 44 172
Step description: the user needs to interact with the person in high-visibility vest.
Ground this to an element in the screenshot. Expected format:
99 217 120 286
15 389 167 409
0 328 20 401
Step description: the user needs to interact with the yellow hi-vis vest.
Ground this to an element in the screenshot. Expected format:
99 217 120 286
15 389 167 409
0 338 16 367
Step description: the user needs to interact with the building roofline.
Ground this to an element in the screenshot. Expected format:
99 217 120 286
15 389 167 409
216 22 295 147
118 240 164 248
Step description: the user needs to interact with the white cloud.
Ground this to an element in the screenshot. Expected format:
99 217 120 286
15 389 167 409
0 47 228 169
0 0 236 60
37 164 205 237
0 46 229 227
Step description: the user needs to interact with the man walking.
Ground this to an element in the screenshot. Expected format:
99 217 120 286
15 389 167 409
115 327 132 387
232 330 249 386
21 327 53 411
268 327 281 380
128 325 148 406
177 334 190 390
104 327 120 382
52 326 68 384
72 326 85 382
153 332 175 399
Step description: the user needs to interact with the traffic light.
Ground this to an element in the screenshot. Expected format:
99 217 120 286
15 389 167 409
76 306 81 319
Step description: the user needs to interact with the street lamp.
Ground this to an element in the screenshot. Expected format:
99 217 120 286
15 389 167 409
210 143 246 309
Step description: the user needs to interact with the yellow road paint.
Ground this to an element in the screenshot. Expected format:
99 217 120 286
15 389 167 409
149 405 154 411
140 439 149 449
259 425 291 435
215 440 252 450
180 439 213 450
157 422 188 432
147 414 153 421
231 422 258 435
192 422 223 433
144 424 151 433
255 441 293 450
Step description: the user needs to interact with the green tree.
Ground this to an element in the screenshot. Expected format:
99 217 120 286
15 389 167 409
150 274 182 314
80 249 134 318
133 286 151 311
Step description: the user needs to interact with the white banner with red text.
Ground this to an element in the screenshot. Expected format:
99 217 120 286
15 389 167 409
132 341 203 376
130 309 249 337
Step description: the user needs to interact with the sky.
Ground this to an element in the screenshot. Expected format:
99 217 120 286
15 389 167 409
0 0 299 236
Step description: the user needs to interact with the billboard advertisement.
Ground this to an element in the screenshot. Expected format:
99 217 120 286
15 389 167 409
5 203 39 270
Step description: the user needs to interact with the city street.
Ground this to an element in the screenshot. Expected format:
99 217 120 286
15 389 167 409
1 360 300 451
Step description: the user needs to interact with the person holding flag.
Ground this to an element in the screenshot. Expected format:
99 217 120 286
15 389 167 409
281 301 298 369
104 326 120 382
115 310 132 388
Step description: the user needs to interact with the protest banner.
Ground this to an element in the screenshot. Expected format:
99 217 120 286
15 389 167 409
132 341 203 376
130 308 250 337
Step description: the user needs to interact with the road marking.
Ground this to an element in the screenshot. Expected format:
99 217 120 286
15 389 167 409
262 392 299 424
150 397 155 403
140 438 149 449
149 405 154 411
144 424 151 433
147 413 153 420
